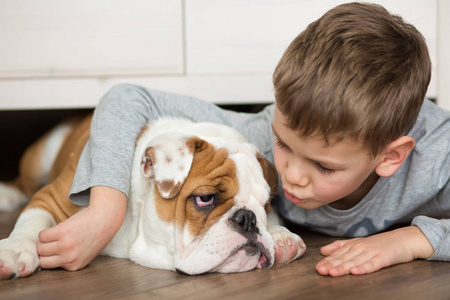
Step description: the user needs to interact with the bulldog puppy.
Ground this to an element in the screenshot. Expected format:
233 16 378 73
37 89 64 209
0 116 305 279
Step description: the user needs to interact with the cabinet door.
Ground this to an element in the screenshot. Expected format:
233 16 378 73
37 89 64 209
185 0 436 97
0 0 183 78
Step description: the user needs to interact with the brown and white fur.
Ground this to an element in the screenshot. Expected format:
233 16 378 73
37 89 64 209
0 115 305 279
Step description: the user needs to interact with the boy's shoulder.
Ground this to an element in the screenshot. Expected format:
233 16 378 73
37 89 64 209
410 99 450 144
373 99 450 210
399 99 450 185
421 98 450 116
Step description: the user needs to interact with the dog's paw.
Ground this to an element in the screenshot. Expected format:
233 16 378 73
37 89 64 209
0 183 28 212
0 237 39 280
269 226 306 264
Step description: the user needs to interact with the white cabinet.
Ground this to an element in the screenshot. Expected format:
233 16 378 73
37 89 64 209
185 0 437 98
0 0 183 77
0 0 441 110
438 0 450 110
186 0 436 76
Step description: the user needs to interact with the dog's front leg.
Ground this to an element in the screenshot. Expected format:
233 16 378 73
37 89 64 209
267 210 306 264
0 208 56 279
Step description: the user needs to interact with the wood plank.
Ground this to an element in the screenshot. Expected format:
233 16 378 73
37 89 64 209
1 208 450 299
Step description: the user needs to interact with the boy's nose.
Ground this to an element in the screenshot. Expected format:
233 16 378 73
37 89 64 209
285 161 309 187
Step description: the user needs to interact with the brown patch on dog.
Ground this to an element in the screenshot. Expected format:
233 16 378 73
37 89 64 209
22 115 93 223
154 137 239 237
14 132 49 197
157 179 182 199
137 125 150 142
12 116 83 197
256 153 278 214
153 187 176 221
185 138 206 156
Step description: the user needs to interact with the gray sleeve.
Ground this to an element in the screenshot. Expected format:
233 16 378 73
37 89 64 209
69 83 274 206
407 100 450 261
410 152 450 261
412 216 450 261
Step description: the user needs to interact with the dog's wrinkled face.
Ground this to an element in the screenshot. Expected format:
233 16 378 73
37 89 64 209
138 130 276 275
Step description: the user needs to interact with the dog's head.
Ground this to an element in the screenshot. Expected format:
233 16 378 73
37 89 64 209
130 119 277 275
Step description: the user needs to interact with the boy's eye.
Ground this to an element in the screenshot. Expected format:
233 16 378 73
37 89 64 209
315 163 335 175
275 137 289 150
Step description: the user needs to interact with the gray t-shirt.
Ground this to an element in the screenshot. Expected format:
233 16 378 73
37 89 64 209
70 84 450 261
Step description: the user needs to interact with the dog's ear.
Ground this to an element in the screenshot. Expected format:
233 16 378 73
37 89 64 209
256 153 278 214
141 135 205 199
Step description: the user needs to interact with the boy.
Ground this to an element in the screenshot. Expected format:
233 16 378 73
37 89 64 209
36 2 448 277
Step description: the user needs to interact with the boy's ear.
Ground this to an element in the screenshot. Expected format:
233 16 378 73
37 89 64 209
375 136 415 177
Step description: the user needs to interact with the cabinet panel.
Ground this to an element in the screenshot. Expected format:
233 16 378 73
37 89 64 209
0 75 274 110
437 0 450 109
185 0 437 97
0 0 183 77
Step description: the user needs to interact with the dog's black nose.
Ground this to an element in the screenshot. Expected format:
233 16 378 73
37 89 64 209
231 209 259 234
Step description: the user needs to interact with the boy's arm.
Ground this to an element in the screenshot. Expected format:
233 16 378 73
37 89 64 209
315 226 435 277
412 216 450 260
37 186 126 270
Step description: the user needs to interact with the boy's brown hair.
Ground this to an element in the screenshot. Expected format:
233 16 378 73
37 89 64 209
273 2 431 156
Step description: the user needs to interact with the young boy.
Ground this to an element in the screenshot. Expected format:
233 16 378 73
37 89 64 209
36 2 449 277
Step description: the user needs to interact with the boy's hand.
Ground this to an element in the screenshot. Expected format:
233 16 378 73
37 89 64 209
36 186 126 271
315 226 434 277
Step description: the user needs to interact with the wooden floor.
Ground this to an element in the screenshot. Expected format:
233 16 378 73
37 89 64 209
1 208 450 300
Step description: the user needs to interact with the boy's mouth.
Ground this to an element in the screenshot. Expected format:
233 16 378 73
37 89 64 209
284 190 303 205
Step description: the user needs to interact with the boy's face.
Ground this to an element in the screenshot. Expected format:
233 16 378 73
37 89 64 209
272 105 384 210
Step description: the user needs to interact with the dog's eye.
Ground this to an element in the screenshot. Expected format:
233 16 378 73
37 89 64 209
194 195 215 207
